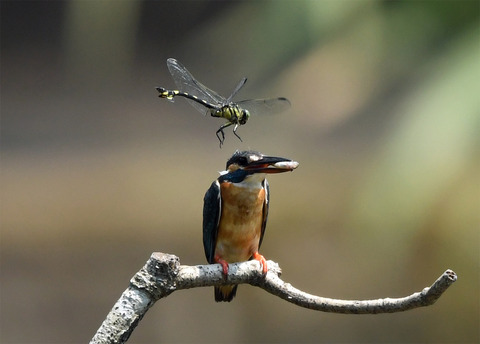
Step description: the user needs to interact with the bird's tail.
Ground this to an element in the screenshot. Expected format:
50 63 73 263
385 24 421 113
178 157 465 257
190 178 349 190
215 285 238 302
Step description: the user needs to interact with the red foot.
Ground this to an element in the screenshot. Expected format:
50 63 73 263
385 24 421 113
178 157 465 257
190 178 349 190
253 252 268 275
214 255 229 278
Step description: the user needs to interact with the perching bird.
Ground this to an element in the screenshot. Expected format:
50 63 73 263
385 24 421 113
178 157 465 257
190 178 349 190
203 150 299 301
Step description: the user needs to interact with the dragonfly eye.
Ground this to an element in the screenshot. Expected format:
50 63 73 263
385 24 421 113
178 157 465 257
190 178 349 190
239 110 250 125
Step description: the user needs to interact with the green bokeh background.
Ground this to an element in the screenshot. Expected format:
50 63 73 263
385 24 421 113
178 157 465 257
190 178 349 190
1 1 478 343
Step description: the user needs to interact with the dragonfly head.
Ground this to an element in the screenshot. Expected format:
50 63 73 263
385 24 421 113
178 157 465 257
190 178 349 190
239 109 250 125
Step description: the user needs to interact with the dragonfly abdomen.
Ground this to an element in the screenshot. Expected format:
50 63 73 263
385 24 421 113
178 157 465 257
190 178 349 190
156 87 216 110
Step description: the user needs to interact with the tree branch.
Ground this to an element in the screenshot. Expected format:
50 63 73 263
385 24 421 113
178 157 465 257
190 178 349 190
90 252 457 344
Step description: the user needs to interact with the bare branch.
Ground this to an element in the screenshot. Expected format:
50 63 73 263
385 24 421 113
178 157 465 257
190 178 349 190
90 252 457 344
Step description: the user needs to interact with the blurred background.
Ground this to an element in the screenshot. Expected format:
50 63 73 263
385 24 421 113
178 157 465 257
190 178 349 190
1 1 479 343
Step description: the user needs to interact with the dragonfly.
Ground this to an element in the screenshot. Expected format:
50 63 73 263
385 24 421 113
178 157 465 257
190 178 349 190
156 58 291 146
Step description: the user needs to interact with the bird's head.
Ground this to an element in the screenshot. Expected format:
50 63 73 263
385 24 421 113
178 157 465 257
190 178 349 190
219 150 299 183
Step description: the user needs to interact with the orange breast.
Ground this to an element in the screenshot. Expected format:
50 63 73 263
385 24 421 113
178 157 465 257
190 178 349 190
215 183 265 263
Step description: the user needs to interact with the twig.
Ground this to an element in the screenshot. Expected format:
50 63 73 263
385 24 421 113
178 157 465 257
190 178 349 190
90 252 457 344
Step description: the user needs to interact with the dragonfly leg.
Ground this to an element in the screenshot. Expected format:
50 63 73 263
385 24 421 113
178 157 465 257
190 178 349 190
216 122 234 147
232 124 243 142
216 127 226 147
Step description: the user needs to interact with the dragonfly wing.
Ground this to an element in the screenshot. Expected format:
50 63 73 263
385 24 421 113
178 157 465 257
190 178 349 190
237 97 291 116
166 58 226 113
226 78 247 103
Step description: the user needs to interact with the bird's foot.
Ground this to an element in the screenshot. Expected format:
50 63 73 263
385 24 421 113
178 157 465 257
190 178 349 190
253 252 268 275
214 255 229 280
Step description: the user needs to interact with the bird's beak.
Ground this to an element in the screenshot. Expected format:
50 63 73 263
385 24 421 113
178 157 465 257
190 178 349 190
244 156 299 174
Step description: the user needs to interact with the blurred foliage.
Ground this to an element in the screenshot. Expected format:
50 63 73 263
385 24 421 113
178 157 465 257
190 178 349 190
1 0 479 343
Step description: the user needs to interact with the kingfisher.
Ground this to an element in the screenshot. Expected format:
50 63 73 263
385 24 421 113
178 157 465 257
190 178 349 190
203 150 299 302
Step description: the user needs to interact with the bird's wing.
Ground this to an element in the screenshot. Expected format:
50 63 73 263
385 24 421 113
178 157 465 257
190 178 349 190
258 179 270 250
203 180 222 264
